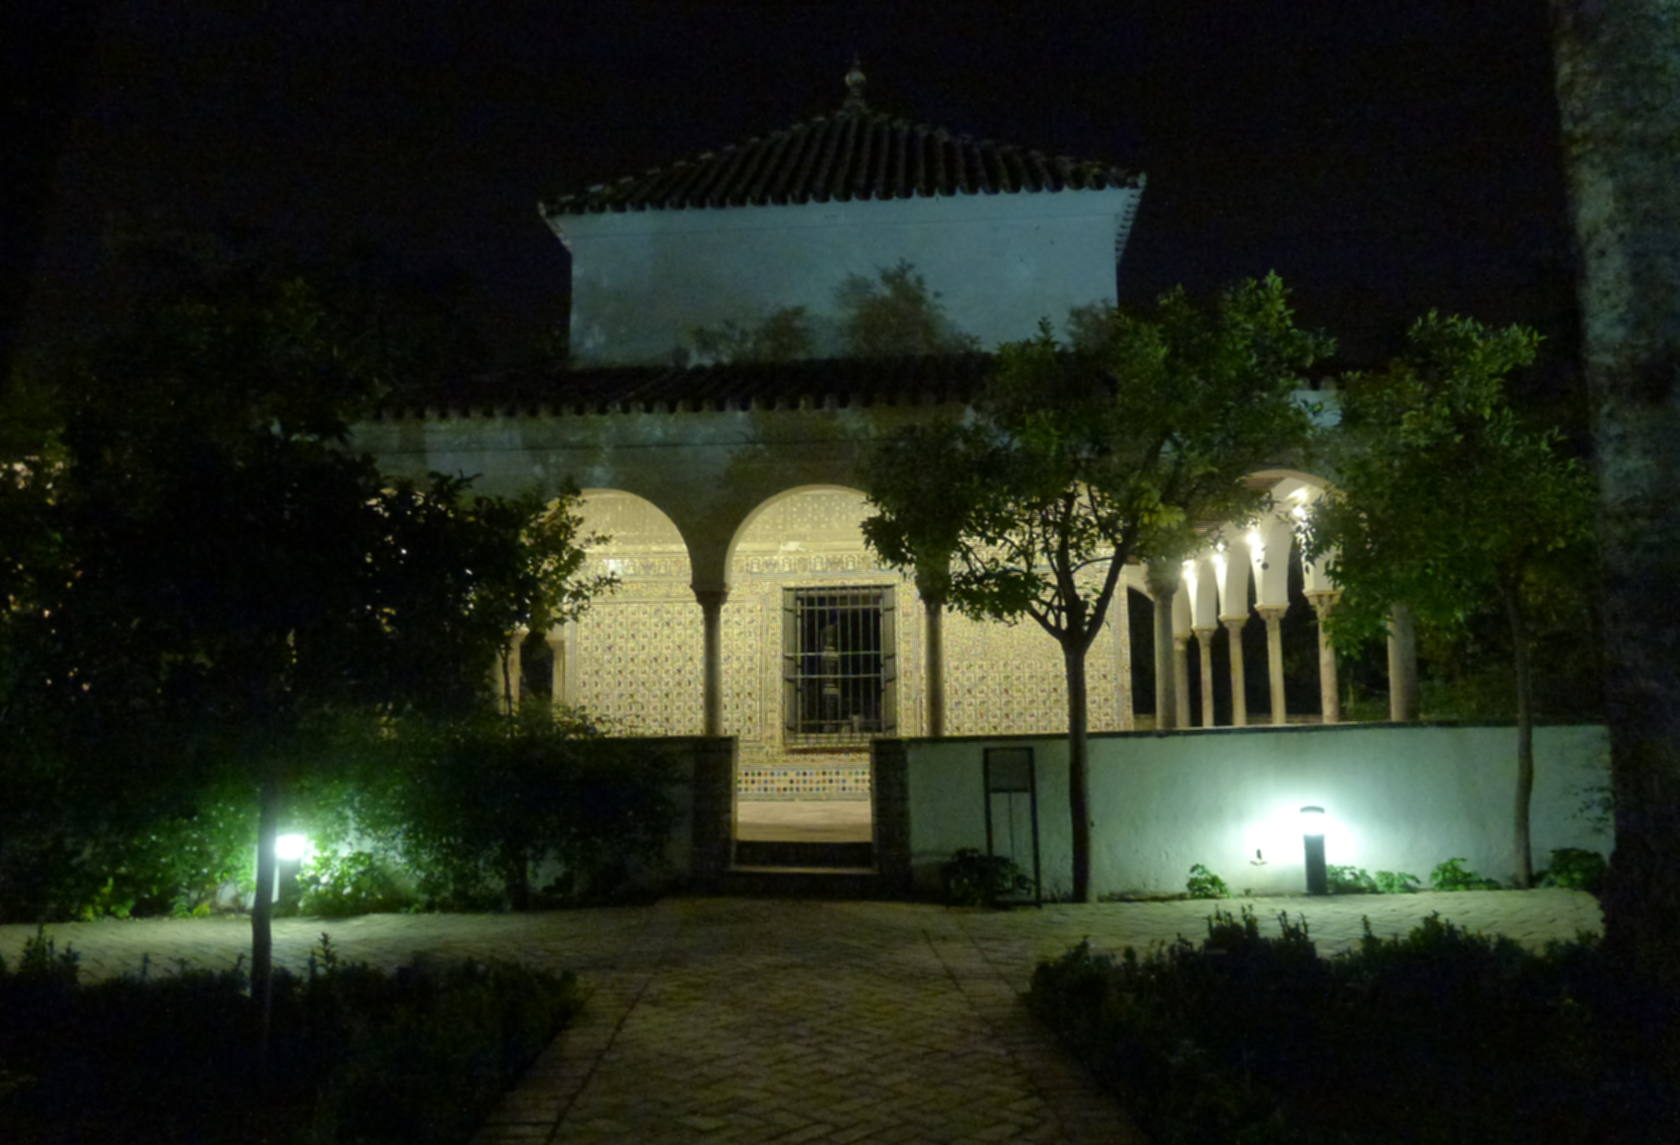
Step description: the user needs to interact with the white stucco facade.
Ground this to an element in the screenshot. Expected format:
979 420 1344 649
553 189 1142 365
902 723 1612 899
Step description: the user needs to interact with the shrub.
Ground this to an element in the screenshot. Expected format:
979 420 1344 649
1327 864 1377 894
0 930 583 1144
1538 847 1608 895
1028 911 1678 1144
1184 863 1228 899
0 768 257 923
1430 857 1502 891
296 850 412 917
371 709 681 911
1327 865 1419 894
941 848 1031 906
1373 869 1421 894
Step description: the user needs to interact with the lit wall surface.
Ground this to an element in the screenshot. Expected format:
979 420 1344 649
903 723 1612 898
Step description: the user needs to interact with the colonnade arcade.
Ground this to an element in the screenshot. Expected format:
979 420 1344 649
491 474 1419 798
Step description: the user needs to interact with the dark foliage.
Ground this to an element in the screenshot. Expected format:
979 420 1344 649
0 931 582 1145
1029 908 1680 1144
362 710 682 911
940 848 1031 906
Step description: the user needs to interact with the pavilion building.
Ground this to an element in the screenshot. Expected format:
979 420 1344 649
356 65 1393 826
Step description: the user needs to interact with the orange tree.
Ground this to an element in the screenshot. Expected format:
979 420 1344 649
863 276 1328 901
1305 314 1594 886
0 246 607 1067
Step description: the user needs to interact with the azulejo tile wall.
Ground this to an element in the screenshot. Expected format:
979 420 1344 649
567 486 1137 798
737 754 873 800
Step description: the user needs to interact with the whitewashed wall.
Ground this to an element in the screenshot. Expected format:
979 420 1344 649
555 190 1140 365
903 724 1612 899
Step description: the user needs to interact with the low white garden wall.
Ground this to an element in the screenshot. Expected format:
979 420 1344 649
901 723 1611 899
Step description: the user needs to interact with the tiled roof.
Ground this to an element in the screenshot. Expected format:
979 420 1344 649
376 354 994 420
542 81 1140 217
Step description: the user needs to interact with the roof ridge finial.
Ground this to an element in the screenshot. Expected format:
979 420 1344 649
843 53 868 113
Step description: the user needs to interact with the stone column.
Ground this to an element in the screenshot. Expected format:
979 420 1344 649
1173 633 1192 729
1221 616 1249 727
509 625 529 712
1256 605 1288 726
1387 603 1420 722
1193 626 1218 727
1152 591 1178 730
1147 567 1181 731
922 593 946 738
492 627 527 716
695 587 728 737
544 624 568 708
1111 595 1135 730
1306 591 1341 724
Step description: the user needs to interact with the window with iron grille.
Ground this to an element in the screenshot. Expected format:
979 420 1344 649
783 586 895 744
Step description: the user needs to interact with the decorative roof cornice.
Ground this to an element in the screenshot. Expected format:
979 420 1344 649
542 63 1140 218
373 354 993 421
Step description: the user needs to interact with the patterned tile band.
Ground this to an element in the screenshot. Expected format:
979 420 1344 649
737 764 871 800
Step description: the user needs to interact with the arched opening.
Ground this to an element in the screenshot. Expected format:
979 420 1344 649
726 485 895 846
555 489 700 735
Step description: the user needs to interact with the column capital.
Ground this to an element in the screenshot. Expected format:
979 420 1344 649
692 585 729 610
1254 604 1288 623
1220 614 1248 632
1304 589 1342 610
1192 625 1217 640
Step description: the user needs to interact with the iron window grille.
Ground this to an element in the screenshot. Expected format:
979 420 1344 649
782 586 896 745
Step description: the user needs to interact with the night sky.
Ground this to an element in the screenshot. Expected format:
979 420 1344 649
14 0 1573 376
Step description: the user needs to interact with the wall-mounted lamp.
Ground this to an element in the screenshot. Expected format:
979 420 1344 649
1299 805 1327 895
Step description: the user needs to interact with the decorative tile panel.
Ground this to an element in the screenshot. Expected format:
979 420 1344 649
737 754 873 800
573 598 703 736
562 484 1135 776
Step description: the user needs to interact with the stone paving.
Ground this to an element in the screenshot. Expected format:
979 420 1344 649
0 889 1601 1144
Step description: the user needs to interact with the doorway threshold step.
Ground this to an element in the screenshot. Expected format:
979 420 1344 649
734 840 874 868
719 865 883 899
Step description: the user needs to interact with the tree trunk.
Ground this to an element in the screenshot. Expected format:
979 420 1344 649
251 765 280 1086
1503 585 1535 888
923 593 945 738
1551 0 1680 990
1063 640 1093 903
1387 604 1420 722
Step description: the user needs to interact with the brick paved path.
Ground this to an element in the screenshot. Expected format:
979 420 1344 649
0 890 1600 1144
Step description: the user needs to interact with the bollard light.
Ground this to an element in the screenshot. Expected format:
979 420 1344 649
1299 805 1327 895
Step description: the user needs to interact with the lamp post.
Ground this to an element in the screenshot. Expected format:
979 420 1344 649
1299 805 1328 895
273 833 312 908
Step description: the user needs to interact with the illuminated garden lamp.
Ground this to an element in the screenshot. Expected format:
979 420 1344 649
1299 805 1328 895
274 833 313 863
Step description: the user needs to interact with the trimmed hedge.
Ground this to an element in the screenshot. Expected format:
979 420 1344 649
0 930 582 1144
1029 908 1679 1144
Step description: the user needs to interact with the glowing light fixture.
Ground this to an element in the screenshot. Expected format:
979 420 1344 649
275 833 313 863
1299 806 1327 895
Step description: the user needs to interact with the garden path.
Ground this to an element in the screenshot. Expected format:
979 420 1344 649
0 889 1601 1144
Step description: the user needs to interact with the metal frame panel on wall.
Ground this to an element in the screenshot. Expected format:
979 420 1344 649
983 746 1042 906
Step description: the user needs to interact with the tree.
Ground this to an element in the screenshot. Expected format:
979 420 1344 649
0 247 609 1068
685 261 975 364
834 261 979 357
863 276 1328 901
1305 314 1595 886
1550 0 1680 986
